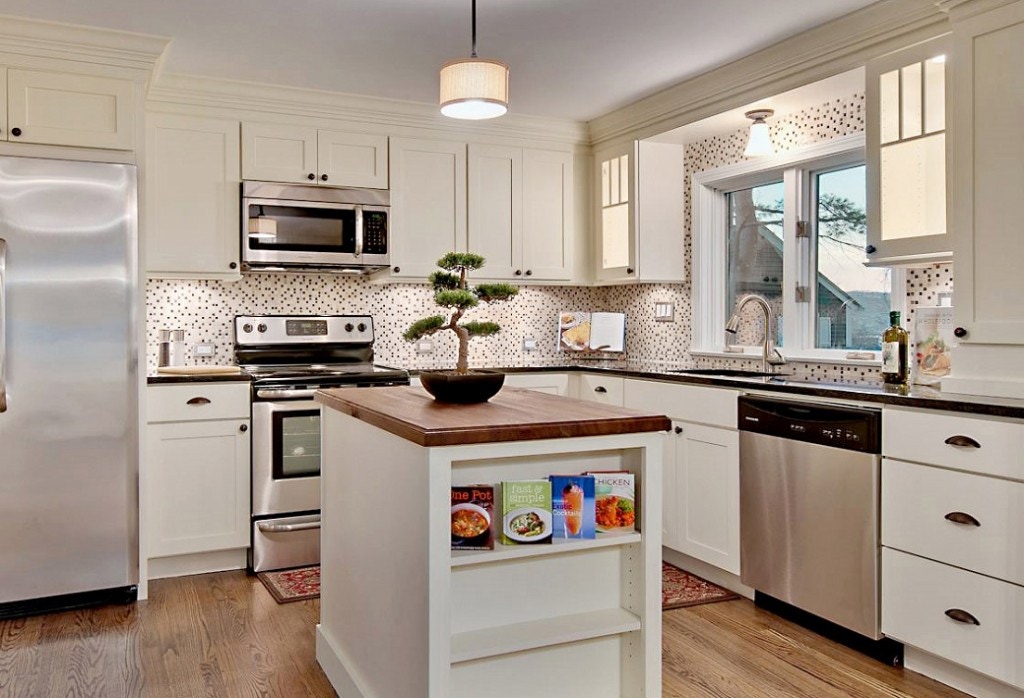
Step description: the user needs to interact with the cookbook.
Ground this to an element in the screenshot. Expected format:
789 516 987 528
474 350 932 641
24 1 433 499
912 306 955 386
450 485 495 550
549 475 596 539
587 471 636 533
500 480 553 545
558 311 626 353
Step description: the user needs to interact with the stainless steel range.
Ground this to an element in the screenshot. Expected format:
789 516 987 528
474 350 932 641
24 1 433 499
234 315 408 572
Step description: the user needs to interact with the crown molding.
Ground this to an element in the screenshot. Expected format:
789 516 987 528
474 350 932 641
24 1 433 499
587 0 948 146
147 73 589 147
0 14 168 74
935 0 1019 19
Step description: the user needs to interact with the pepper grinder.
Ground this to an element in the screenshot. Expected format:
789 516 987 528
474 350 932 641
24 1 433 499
158 329 187 367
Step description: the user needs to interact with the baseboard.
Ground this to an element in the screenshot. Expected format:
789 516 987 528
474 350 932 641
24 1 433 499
662 548 754 600
316 625 369 698
904 647 1024 698
147 548 247 579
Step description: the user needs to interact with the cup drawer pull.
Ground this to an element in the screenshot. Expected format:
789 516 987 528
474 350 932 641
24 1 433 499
944 608 981 626
944 435 981 449
944 511 981 527
186 397 212 406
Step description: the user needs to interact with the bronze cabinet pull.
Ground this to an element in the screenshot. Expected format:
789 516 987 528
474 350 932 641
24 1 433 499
594 386 608 393
943 435 981 449
944 608 981 626
944 511 981 527
186 397 211 406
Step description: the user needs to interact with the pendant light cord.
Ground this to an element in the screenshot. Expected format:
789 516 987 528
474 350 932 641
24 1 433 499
471 0 478 58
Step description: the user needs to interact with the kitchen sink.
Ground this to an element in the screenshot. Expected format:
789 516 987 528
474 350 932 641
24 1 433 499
669 368 785 378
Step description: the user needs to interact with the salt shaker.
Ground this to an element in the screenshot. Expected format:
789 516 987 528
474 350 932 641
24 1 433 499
158 329 187 367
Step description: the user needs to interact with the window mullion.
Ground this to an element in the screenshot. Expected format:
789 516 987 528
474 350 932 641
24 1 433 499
781 168 804 353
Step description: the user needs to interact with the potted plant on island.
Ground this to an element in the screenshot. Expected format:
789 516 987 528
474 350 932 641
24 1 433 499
404 252 518 403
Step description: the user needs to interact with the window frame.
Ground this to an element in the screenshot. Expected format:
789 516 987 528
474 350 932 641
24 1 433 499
692 132 905 364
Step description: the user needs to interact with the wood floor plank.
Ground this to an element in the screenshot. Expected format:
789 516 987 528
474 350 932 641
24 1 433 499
0 570 975 697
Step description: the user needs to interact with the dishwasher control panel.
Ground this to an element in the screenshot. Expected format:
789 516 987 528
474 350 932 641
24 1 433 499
737 396 881 453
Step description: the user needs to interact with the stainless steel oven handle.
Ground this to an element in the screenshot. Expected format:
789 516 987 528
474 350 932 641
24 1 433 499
354 205 363 259
256 388 319 399
257 519 321 533
0 238 7 413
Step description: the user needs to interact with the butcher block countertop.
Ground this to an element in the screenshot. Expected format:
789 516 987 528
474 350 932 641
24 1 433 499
315 385 671 447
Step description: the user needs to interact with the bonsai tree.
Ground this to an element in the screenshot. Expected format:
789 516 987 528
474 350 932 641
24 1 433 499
404 253 518 374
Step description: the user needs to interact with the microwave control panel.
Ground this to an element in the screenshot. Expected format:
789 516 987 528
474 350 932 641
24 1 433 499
364 211 388 254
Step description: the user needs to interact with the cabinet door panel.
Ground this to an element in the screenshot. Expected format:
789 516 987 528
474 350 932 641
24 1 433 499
7 69 134 150
522 149 573 280
145 114 240 277
318 130 388 188
468 144 520 279
241 123 318 184
146 420 250 558
388 138 467 278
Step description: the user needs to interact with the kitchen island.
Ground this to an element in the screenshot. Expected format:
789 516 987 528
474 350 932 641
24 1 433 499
314 385 670 698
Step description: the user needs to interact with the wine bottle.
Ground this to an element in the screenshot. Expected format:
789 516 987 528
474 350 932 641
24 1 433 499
880 310 909 385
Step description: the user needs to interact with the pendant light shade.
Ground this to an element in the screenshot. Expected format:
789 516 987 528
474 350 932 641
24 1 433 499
743 109 775 157
440 0 509 120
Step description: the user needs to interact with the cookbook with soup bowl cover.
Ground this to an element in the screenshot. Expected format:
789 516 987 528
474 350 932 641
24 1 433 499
501 480 553 545
450 485 494 550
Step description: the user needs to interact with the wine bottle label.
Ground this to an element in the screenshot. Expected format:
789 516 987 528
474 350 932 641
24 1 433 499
881 341 900 374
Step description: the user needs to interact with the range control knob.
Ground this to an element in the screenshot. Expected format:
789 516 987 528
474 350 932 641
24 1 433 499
257 323 268 333
357 323 367 332
242 323 253 333
345 323 354 332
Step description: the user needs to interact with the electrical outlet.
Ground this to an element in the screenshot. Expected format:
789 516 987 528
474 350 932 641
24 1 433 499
523 336 537 352
192 342 216 358
416 339 434 355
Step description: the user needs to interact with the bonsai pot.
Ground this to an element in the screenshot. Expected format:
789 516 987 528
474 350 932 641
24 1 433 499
419 369 505 404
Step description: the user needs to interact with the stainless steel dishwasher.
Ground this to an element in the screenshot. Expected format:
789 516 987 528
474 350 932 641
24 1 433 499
739 395 884 641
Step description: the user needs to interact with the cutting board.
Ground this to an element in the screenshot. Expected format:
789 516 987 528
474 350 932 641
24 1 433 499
156 365 243 376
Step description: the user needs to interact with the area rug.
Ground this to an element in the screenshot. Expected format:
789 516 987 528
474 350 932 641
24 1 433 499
662 561 739 611
257 565 320 603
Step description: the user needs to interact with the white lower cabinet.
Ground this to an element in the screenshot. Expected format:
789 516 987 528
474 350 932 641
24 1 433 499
575 373 624 405
624 379 740 573
502 372 570 396
145 383 251 578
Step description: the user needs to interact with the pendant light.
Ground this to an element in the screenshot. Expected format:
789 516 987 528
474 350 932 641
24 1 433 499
439 0 509 120
743 109 775 157
247 205 277 240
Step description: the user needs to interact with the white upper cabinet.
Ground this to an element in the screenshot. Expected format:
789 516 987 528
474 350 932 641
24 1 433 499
865 35 950 266
949 1 1024 345
594 139 685 284
5 69 135 150
467 144 574 282
241 122 388 188
386 137 467 279
145 113 241 279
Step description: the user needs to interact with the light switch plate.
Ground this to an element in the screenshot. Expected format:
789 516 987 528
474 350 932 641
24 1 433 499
523 336 538 352
193 342 216 358
654 302 674 322
416 340 434 355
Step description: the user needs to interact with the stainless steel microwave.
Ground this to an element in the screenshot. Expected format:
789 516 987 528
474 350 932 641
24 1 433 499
240 181 389 273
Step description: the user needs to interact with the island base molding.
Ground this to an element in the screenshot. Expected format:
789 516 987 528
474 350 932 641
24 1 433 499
905 647 1024 698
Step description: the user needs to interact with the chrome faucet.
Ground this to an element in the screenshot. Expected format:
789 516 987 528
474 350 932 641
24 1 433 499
725 294 787 374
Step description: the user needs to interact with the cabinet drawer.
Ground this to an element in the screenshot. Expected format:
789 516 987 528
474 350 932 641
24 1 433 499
623 378 737 428
883 408 1024 480
882 548 1024 689
883 459 1024 586
576 374 624 406
147 384 250 423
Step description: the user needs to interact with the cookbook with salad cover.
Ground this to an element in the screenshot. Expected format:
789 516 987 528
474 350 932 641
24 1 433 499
450 485 494 551
500 480 552 545
586 471 636 533
549 475 596 540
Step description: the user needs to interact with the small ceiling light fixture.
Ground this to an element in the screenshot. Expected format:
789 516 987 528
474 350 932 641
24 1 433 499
743 109 775 157
439 0 509 120
248 205 277 240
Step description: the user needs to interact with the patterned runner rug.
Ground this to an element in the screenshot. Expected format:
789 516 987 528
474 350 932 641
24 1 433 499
257 565 320 603
662 561 739 611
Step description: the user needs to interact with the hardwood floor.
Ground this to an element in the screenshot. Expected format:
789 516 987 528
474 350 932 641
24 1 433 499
0 570 970 697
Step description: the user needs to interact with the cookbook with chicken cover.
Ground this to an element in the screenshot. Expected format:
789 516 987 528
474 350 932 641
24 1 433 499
586 471 636 533
500 480 552 545
450 485 494 550
549 475 596 539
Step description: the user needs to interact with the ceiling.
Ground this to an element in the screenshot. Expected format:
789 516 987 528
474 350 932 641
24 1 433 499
0 0 880 122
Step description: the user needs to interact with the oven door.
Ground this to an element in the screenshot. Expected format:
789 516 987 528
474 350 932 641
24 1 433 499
252 399 321 517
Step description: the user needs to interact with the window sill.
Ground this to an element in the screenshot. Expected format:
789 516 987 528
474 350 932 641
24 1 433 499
690 348 882 368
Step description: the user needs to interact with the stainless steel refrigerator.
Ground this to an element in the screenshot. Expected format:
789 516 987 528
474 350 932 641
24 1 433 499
0 155 138 617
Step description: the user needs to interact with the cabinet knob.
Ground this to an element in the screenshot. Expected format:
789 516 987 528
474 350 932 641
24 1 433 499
626 267 635 274
525 269 533 276
865 244 877 254
393 266 401 273
239 424 248 433
320 174 329 182
229 262 237 270
953 327 967 338
307 173 316 181
674 426 683 434
514 269 522 276
10 127 21 137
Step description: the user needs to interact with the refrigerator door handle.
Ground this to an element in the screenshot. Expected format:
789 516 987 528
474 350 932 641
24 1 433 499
0 237 6 413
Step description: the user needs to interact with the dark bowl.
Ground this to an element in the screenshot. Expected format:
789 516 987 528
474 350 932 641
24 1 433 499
419 369 505 404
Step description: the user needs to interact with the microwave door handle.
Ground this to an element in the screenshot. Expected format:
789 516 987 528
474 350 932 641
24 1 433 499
354 206 363 258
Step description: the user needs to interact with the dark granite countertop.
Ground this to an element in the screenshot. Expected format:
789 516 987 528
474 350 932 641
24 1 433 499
412 363 1024 420
146 370 252 385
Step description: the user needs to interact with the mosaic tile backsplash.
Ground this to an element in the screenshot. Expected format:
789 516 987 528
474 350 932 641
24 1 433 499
146 92 954 385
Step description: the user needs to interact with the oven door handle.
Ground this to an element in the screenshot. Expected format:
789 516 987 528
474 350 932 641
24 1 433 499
257 519 321 533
